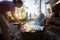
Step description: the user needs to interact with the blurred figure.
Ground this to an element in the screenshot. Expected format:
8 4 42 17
44 6 54 29
46 8 54 19
0 0 23 40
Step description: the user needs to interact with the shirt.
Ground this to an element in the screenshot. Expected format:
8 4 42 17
0 1 15 14
46 11 53 19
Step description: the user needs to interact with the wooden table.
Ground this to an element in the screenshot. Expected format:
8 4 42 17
13 22 45 40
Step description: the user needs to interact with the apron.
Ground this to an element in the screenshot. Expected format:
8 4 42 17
0 14 9 40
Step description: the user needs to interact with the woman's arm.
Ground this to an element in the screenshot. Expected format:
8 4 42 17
12 12 23 27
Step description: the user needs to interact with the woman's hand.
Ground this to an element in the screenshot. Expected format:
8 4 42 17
19 22 24 28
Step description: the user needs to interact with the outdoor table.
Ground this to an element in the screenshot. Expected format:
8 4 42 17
13 22 45 40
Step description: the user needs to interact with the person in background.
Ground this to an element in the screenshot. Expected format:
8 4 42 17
0 0 23 40
44 7 54 29
46 8 54 19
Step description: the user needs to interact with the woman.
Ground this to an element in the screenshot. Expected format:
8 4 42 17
0 0 23 40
